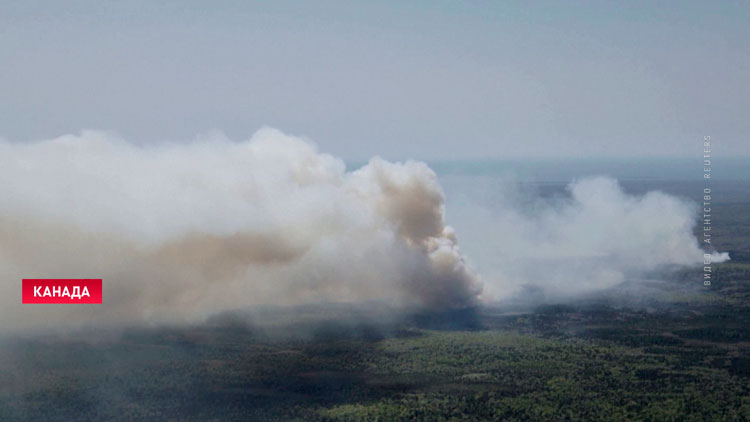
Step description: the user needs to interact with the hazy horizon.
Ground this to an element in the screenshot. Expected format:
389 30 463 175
1 1 748 160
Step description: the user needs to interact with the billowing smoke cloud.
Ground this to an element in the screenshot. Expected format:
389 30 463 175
0 128 727 330
444 176 730 302
0 128 480 330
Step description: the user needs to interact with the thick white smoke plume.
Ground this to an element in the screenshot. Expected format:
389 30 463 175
0 128 727 330
0 128 480 330
445 176 730 302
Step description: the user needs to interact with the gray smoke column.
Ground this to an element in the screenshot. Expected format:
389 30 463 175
0 128 481 330
445 176 730 302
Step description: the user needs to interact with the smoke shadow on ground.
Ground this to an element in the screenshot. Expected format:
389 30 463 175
0 304 473 421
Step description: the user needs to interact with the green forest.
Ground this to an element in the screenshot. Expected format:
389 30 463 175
1 202 749 421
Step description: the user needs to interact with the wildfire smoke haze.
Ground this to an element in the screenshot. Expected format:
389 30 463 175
0 128 480 329
0 128 726 331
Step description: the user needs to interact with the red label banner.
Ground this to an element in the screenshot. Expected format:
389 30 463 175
22 279 103 304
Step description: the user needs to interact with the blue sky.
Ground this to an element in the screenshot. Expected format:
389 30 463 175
1 1 747 160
